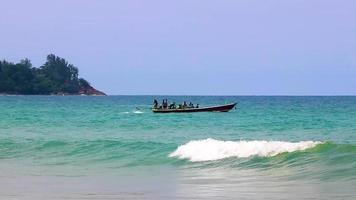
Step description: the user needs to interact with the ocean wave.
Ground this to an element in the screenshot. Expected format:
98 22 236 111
169 138 323 162
0 139 175 163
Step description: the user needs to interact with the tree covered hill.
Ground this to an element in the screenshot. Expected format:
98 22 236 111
0 54 105 95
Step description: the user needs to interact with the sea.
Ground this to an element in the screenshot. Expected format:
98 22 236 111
0 96 356 199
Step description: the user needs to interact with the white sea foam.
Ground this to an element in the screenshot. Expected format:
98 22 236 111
169 138 322 162
133 110 144 114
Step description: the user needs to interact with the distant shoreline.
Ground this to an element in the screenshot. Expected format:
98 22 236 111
0 54 106 96
0 93 106 96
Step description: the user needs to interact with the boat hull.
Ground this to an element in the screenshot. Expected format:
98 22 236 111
152 103 237 113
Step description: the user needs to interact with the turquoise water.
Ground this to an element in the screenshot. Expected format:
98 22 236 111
1 96 356 199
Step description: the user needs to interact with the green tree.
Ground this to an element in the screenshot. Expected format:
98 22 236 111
0 59 34 94
40 54 80 93
0 54 94 95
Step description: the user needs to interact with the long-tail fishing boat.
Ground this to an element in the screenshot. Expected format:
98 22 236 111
152 102 237 113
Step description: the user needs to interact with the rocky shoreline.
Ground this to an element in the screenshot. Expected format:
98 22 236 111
78 85 106 95
0 86 106 96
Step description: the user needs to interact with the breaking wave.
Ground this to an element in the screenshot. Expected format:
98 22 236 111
169 138 323 162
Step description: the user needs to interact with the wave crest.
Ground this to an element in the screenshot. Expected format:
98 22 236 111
169 138 322 162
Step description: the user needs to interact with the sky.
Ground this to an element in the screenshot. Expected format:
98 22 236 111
1 0 356 95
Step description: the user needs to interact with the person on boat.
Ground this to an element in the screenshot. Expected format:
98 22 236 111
196 104 199 108
162 99 167 109
166 99 169 108
153 99 158 109
189 102 194 108
169 102 176 109
183 101 187 109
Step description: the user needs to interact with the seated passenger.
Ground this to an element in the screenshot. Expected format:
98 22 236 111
169 102 176 109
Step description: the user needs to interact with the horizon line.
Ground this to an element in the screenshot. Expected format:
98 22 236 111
106 94 356 97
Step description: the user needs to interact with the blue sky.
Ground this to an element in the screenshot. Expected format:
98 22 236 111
1 0 355 95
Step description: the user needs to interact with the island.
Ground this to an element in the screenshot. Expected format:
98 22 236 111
0 54 106 95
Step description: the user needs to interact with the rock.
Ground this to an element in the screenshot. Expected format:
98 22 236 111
79 86 106 96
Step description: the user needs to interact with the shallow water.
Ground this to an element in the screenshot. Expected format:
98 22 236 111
0 96 356 199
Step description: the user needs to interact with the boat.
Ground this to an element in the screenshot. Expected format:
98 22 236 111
152 103 237 113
